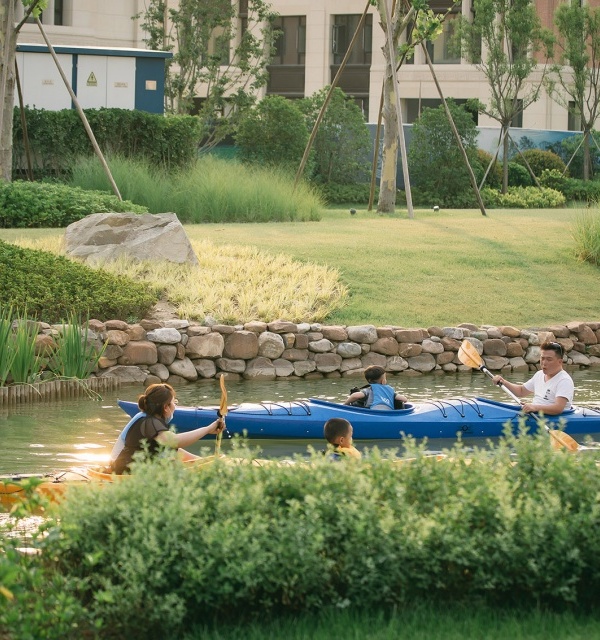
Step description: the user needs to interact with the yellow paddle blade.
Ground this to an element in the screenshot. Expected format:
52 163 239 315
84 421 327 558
219 374 228 417
548 428 579 452
457 340 484 369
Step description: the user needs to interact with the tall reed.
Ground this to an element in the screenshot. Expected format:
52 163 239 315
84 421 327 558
9 315 42 384
69 154 323 223
0 305 16 386
572 208 600 265
49 313 107 379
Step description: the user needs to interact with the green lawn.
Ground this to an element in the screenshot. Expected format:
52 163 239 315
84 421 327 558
184 206 600 327
2 207 599 327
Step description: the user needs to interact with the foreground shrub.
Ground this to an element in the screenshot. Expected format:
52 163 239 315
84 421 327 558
572 209 600 265
0 241 157 322
512 149 567 177
0 180 147 228
473 149 502 189
508 162 533 187
70 155 322 223
30 430 600 638
482 185 566 208
540 170 600 203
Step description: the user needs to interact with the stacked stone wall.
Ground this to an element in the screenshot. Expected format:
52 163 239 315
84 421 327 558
32 318 600 387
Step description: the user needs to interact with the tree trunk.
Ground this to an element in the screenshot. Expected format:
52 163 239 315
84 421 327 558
583 130 591 181
0 1 17 182
377 55 398 213
502 124 510 194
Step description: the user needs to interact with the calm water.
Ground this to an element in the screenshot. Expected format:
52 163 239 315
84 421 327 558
2 369 600 474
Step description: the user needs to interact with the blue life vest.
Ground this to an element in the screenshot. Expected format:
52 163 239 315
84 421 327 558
365 383 396 410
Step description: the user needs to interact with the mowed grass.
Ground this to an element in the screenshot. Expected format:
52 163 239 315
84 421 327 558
1 207 599 326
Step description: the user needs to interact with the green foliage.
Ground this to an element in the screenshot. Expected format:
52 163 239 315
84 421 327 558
512 149 567 177
318 183 377 205
48 312 107 379
0 180 147 228
408 100 479 206
473 149 502 189
12 107 202 179
0 241 157 322
29 431 600 637
572 209 600 265
9 316 42 384
508 161 533 187
70 154 322 223
482 185 566 208
299 87 372 184
236 95 310 174
540 169 600 203
0 305 16 386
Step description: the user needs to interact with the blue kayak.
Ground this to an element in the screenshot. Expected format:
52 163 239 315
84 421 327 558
117 397 600 440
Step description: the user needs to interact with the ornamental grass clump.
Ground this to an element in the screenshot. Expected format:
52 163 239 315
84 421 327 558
572 208 600 265
0 305 16 386
33 424 600 638
9 315 42 384
48 312 107 379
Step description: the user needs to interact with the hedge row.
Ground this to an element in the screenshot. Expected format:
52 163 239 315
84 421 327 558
12 107 203 178
3 430 597 638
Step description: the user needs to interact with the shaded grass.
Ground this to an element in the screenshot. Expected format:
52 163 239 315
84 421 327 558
1 207 599 326
69 155 323 223
185 606 600 640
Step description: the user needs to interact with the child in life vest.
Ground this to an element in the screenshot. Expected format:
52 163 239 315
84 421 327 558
344 365 408 410
323 417 362 460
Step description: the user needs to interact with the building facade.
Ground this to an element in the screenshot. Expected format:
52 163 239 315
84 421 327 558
14 0 599 131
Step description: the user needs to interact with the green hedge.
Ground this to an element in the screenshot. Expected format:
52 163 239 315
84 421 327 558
0 241 157 322
0 180 147 228
482 185 566 208
12 107 203 179
540 170 600 203
7 429 595 638
317 183 377 205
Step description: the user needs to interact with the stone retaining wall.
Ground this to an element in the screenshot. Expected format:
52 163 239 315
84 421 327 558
33 318 600 387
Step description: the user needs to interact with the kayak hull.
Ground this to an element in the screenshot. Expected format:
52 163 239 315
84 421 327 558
117 397 600 440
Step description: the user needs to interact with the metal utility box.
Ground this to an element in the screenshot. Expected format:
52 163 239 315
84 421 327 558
15 44 171 114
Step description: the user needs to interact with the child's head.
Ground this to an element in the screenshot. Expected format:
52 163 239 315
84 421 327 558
364 365 386 384
324 418 353 448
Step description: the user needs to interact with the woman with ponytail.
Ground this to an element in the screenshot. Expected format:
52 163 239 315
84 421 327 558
110 383 223 475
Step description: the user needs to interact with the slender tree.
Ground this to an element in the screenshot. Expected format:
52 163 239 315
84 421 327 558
374 0 456 213
138 0 276 150
457 0 553 192
0 0 45 182
548 3 600 181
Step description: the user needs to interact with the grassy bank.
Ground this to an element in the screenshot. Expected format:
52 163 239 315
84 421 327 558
1 207 598 326
186 607 600 640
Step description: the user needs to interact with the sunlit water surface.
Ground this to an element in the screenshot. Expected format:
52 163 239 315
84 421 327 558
2 369 600 474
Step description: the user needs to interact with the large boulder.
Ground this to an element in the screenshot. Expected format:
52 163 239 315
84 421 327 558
64 212 199 266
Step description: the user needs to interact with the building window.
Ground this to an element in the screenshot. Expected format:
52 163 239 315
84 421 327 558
54 0 63 26
332 14 373 65
405 98 478 124
568 101 582 131
511 99 523 128
426 10 461 64
271 16 306 65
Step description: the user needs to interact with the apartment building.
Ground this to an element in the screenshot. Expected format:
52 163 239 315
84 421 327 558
15 0 597 132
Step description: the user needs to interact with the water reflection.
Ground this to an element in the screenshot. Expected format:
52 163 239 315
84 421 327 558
1 368 599 474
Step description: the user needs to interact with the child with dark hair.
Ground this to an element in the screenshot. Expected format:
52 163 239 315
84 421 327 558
344 365 407 410
110 383 223 474
323 417 361 460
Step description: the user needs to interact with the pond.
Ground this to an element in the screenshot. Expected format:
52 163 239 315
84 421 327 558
2 368 600 474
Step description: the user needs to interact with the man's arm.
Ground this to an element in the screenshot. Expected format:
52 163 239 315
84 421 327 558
491 375 531 399
522 396 568 415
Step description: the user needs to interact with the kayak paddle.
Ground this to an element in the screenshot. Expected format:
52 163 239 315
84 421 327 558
458 339 579 452
215 374 228 457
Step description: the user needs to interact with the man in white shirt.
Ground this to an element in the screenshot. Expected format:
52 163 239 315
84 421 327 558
492 341 574 415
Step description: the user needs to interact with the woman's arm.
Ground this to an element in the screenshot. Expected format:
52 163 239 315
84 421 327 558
156 418 224 449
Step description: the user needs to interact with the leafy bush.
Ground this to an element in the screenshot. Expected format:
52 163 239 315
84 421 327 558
540 170 600 203
33 430 600 638
300 87 372 184
473 149 502 189
481 186 566 208
408 100 479 206
70 155 322 223
12 107 202 179
0 180 147 228
236 95 311 174
512 149 567 177
508 162 533 187
572 209 600 265
318 182 377 204
547 132 600 180
0 241 157 322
